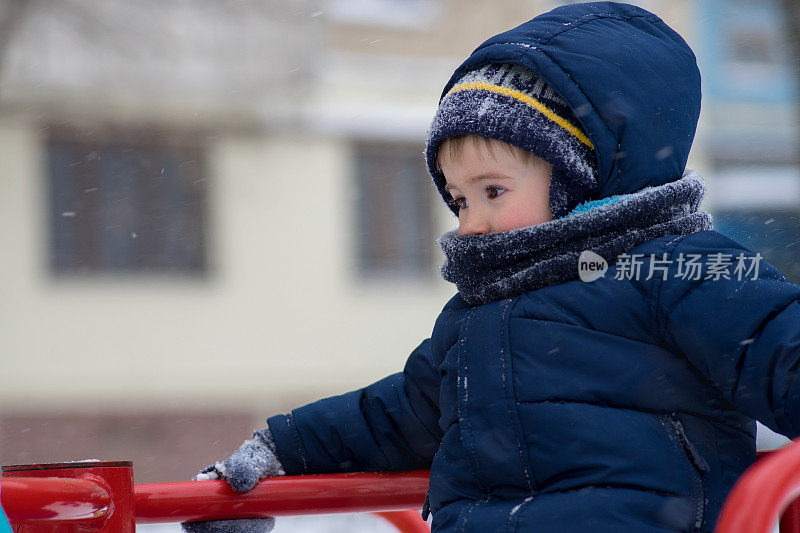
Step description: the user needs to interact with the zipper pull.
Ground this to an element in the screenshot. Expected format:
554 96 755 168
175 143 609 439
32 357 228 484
670 417 710 472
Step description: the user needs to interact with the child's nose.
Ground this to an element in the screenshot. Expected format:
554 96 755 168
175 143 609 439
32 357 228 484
458 211 492 236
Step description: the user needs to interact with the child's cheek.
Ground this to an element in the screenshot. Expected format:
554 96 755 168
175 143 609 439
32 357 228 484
497 201 540 232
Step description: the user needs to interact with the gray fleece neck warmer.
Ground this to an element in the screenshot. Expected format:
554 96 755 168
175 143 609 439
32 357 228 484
438 170 713 306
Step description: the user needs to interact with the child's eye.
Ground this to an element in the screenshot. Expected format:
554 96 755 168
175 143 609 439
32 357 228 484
449 196 469 211
485 186 506 199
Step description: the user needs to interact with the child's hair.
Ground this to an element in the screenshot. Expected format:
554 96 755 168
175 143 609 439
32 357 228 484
436 135 551 174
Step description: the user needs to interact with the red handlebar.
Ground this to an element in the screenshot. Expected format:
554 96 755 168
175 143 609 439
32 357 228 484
715 438 800 533
134 471 430 523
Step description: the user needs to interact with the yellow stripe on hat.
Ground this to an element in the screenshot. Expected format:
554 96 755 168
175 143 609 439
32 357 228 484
447 81 595 149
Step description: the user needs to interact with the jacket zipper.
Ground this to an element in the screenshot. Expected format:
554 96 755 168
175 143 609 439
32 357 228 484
667 415 708 531
421 488 431 521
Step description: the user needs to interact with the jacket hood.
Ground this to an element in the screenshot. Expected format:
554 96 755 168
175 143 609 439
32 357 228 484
436 1 701 199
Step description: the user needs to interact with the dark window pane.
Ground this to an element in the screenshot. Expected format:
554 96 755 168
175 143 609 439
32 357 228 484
355 142 434 277
47 127 207 275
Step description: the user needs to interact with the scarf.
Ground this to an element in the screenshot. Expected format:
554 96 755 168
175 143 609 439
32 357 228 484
437 170 713 306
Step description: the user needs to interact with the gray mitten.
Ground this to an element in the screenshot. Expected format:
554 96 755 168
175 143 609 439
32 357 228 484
193 429 286 491
181 518 275 533
180 429 285 533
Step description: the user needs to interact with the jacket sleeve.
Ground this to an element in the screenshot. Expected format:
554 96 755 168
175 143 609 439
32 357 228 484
658 231 800 438
265 338 442 475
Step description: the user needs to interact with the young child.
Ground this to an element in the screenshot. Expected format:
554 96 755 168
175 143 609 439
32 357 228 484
182 2 800 532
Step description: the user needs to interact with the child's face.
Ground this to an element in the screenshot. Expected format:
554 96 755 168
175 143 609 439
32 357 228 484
440 139 553 236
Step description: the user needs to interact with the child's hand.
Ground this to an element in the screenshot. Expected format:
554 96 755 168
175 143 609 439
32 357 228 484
180 429 285 533
192 428 286 492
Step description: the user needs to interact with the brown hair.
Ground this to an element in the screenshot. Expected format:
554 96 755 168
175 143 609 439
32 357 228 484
436 135 549 174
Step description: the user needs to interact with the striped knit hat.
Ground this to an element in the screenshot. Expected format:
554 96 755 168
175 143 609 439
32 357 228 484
426 63 598 219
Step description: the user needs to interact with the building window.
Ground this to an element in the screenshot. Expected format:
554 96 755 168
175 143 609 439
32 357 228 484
355 141 435 278
727 27 777 65
46 126 207 275
702 0 794 102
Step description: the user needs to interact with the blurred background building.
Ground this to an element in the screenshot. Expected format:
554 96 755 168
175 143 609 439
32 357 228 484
0 0 797 491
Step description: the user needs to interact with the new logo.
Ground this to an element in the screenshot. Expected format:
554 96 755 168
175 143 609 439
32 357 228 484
578 250 608 282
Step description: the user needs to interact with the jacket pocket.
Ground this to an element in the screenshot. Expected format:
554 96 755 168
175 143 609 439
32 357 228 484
661 413 709 531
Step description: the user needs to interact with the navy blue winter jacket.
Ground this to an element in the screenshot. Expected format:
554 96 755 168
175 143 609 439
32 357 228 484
266 3 800 532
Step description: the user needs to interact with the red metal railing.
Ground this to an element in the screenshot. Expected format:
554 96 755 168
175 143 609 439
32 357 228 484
716 438 800 533
0 477 110 522
6 439 800 533
134 472 430 523
1 461 431 532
